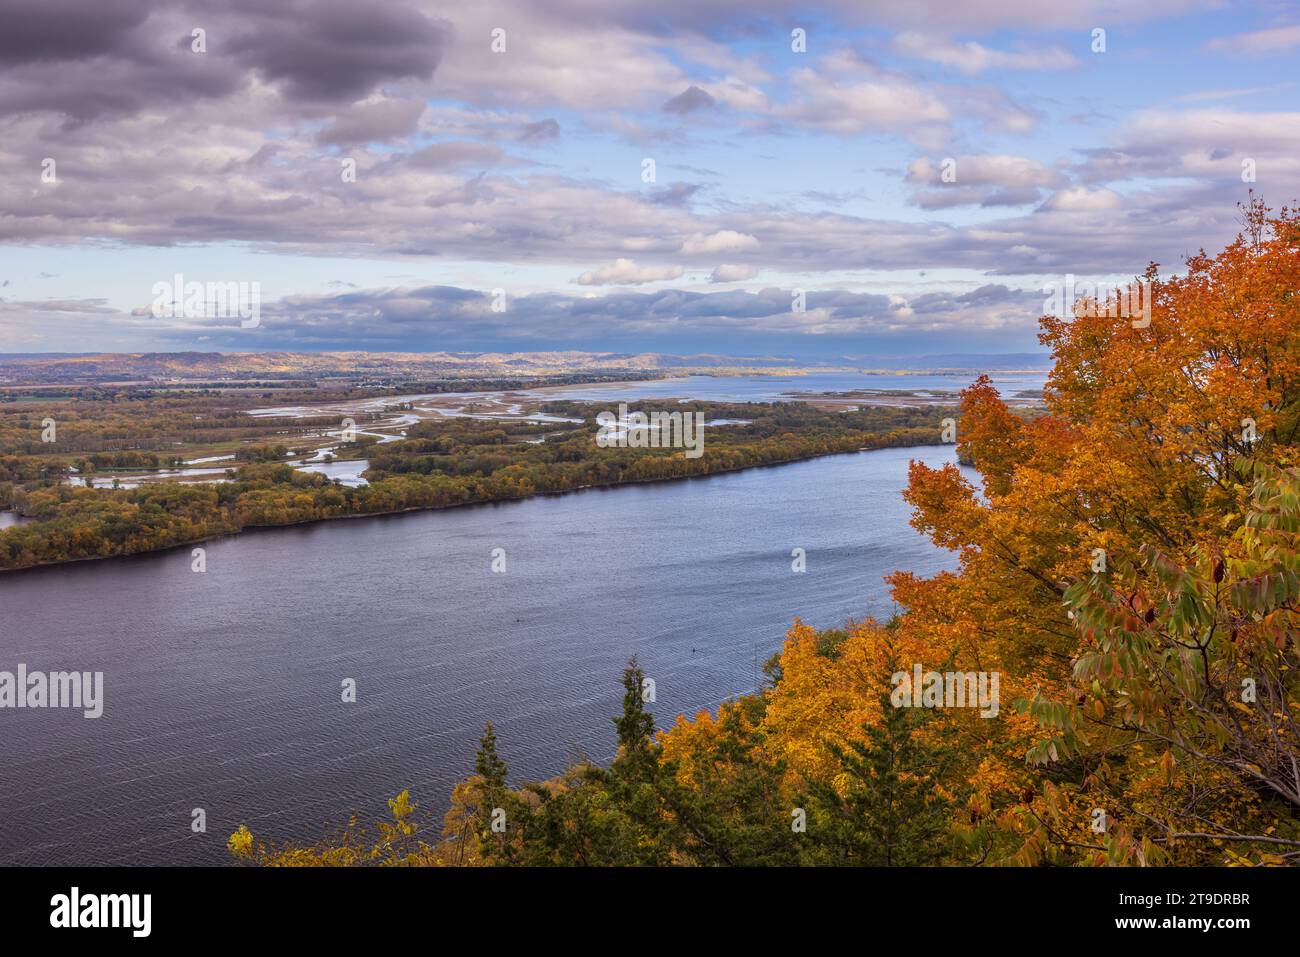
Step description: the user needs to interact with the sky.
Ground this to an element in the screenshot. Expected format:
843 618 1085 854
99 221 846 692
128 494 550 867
0 0 1298 360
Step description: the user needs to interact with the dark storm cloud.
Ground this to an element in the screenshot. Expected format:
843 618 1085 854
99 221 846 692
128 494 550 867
0 8 241 123
221 0 448 102
0 0 448 122
0 0 149 65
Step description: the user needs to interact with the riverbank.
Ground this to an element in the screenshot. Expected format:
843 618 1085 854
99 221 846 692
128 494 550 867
0 417 951 574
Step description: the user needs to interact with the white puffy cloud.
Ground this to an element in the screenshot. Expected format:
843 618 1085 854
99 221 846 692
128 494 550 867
680 230 760 254
709 264 758 283
776 51 951 141
1041 186 1124 211
576 259 685 285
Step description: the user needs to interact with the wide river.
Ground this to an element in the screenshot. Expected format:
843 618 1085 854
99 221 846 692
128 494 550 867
0 445 970 865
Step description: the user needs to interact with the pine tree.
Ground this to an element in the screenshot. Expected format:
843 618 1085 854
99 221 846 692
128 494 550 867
473 721 512 862
613 656 655 755
475 721 508 792
802 660 956 865
497 660 672 866
657 696 802 865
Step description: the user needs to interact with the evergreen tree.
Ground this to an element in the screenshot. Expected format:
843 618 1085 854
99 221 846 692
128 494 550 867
473 721 513 862
613 656 655 755
475 721 508 792
595 657 677 863
496 660 672 866
657 696 802 865
801 660 956 865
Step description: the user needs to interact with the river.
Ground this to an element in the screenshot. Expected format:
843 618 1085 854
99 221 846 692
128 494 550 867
0 444 970 865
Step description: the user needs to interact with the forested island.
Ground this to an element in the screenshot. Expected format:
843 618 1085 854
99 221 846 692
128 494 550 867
0 397 951 572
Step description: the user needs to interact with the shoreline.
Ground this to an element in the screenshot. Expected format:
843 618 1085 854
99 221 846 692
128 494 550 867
0 441 954 577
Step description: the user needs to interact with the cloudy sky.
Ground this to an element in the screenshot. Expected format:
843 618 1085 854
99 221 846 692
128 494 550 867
1 0 1297 359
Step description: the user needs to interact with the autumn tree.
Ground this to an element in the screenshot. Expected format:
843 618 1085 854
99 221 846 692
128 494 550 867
800 668 956 865
896 200 1300 864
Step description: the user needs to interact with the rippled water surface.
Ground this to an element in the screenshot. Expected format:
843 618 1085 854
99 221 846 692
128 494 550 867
0 445 969 865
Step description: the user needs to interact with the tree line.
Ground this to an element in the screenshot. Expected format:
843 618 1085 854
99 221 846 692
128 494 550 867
0 401 952 572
